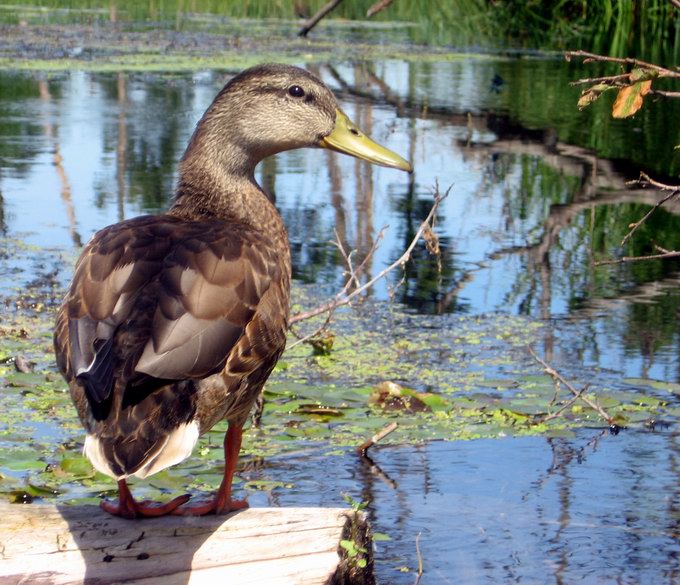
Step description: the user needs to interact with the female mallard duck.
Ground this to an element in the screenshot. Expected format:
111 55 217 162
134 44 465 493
54 63 411 519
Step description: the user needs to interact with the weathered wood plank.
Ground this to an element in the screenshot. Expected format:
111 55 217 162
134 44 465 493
0 502 372 584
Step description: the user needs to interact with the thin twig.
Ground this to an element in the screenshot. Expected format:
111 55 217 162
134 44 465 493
287 225 390 351
357 421 398 456
620 172 680 246
528 346 614 425
298 0 343 36
615 172 680 248
539 386 589 422
414 532 423 585
627 171 680 192
651 89 680 98
335 226 389 294
594 251 680 265
620 191 679 246
565 50 680 78
289 189 448 325
569 73 634 86
366 0 394 18
286 311 333 352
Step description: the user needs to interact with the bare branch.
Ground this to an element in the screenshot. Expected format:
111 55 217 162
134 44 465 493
594 251 680 266
627 171 680 192
539 386 588 422
620 179 680 246
357 421 398 455
528 346 614 425
565 50 680 78
366 0 394 18
415 532 424 584
650 89 680 98
335 225 389 295
298 0 343 37
569 73 633 86
286 311 333 352
289 188 448 325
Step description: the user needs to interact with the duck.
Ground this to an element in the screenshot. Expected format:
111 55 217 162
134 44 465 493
53 63 411 519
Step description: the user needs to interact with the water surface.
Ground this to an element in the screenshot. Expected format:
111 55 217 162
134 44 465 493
1 54 680 584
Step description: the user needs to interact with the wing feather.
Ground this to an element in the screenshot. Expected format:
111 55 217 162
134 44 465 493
57 214 280 411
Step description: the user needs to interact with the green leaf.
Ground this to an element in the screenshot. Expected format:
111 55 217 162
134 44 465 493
340 539 358 556
59 456 94 478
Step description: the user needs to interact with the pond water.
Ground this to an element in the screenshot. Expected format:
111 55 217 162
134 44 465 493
2 48 680 583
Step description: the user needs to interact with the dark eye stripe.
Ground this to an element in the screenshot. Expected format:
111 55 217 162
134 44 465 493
288 85 305 98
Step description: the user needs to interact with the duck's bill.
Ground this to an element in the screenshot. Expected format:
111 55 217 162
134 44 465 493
319 109 412 173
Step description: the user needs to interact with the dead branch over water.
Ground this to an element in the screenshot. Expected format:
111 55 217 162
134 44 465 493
619 172 680 245
298 0 343 37
288 187 447 331
357 422 398 456
566 50 680 80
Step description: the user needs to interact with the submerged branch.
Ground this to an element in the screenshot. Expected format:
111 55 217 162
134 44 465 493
528 346 615 426
415 532 424 585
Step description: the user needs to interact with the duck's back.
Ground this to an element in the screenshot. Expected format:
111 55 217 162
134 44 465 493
54 213 290 479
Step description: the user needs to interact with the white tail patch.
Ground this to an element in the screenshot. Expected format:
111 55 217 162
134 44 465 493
83 434 120 479
83 421 200 480
134 422 200 479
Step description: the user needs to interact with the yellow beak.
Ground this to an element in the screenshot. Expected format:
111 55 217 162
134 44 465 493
319 109 412 173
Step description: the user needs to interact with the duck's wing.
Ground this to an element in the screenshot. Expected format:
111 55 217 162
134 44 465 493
55 215 282 417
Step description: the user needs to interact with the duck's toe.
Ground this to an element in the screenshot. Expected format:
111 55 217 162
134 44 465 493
172 496 249 516
101 492 191 519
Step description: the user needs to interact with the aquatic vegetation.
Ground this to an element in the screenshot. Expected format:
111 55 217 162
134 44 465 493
0 239 675 506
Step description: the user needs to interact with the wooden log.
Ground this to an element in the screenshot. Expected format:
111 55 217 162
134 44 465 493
0 502 374 584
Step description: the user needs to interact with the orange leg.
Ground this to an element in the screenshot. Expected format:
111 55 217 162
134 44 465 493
100 478 191 519
173 422 249 516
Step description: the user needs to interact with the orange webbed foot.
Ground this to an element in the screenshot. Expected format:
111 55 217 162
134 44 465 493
101 480 191 519
172 496 248 516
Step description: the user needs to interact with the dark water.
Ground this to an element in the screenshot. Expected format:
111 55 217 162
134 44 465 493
2 56 680 583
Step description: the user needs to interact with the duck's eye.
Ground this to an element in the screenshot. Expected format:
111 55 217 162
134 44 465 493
288 85 305 98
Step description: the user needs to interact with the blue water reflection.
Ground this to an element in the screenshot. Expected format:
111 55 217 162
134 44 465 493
244 431 680 583
2 61 679 384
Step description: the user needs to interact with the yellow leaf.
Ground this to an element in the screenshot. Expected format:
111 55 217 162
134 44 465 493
612 80 652 118
577 89 599 109
576 84 614 110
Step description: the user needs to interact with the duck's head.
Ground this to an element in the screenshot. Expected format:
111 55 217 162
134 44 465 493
183 63 412 175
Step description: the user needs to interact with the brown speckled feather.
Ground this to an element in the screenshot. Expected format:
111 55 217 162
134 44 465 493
54 213 289 477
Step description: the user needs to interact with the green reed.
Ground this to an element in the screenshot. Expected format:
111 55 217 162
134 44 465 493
0 0 677 58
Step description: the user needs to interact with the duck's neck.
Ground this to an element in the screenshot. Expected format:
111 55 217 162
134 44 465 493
169 144 288 253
